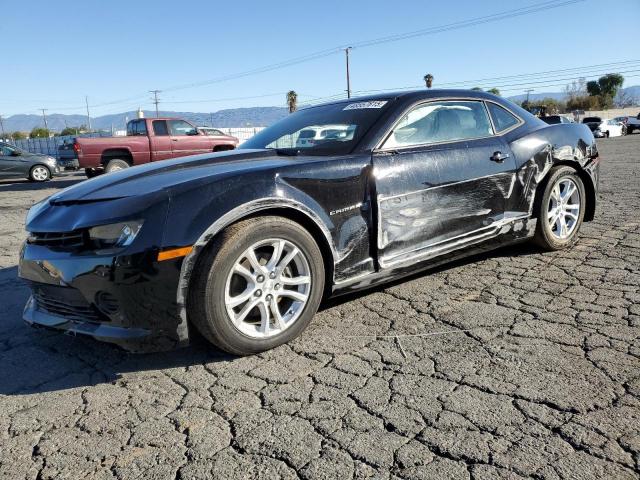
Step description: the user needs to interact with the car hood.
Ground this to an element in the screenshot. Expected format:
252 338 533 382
47 149 312 205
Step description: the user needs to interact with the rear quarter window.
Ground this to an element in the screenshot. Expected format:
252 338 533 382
487 103 520 132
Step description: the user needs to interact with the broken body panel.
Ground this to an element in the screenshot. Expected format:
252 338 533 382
19 90 599 351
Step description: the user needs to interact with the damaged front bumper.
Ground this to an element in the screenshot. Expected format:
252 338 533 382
19 242 190 353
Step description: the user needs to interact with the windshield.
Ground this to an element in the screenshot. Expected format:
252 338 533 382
240 100 393 155
583 117 601 123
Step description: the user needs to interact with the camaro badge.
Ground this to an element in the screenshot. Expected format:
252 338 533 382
330 203 363 216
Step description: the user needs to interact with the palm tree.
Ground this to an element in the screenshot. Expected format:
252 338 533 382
423 74 434 89
287 91 298 113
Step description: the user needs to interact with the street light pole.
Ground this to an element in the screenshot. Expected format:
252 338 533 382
344 47 352 99
0 115 5 140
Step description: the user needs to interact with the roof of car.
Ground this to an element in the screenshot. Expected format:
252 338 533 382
317 89 501 106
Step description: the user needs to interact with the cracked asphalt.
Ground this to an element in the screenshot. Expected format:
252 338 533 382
1 136 639 479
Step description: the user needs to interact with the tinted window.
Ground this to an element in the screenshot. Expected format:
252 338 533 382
583 117 601 123
383 100 493 148
127 120 148 136
0 145 15 156
153 120 169 136
487 102 520 132
241 100 393 155
169 120 197 136
542 116 561 125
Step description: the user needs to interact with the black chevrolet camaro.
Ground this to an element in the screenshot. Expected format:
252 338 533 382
19 90 599 355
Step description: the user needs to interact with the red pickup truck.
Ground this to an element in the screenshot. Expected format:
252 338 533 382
75 118 239 177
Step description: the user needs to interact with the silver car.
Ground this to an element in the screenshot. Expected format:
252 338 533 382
0 143 59 182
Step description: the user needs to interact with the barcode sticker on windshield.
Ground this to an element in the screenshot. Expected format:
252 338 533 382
343 101 387 110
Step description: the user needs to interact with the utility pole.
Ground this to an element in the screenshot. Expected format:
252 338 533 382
0 115 5 140
85 96 92 131
41 109 49 130
525 88 534 104
210 113 214 126
343 47 352 99
150 90 161 118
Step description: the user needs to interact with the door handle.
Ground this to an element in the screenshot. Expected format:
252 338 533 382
490 151 509 163
172 139 178 142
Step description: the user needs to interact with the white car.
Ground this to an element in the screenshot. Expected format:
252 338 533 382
595 119 624 138
295 124 353 148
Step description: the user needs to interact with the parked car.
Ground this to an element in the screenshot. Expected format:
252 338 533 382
613 115 640 134
0 143 59 181
75 118 239 178
198 127 238 141
593 119 624 138
541 115 573 125
20 90 599 355
295 124 353 147
581 116 602 134
57 141 80 170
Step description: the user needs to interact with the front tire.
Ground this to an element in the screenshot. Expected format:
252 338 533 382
104 159 130 173
189 216 325 355
29 165 50 182
533 166 586 251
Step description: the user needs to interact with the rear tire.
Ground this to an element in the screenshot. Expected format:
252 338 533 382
29 165 50 182
104 159 130 173
189 216 325 355
533 166 586 251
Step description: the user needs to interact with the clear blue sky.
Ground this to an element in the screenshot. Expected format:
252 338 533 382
1 0 639 117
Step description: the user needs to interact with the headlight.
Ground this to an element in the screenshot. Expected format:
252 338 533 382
88 220 143 249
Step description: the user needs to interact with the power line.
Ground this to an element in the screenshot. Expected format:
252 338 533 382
159 0 585 93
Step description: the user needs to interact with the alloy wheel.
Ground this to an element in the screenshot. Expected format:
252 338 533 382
31 166 49 181
547 178 581 240
224 238 311 338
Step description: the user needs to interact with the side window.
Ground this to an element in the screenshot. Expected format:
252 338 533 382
169 120 197 136
383 100 493 149
153 120 169 136
0 145 14 156
487 103 520 133
127 120 148 136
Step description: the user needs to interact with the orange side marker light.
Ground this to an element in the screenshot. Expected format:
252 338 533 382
157 246 193 262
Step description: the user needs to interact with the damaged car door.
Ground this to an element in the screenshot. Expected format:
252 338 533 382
372 99 517 269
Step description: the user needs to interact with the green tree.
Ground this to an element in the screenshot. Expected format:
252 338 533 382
9 131 27 140
60 126 85 136
487 88 501 96
29 127 51 138
471 87 483 91
586 74 624 110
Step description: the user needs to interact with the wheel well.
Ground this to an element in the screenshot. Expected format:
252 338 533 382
537 162 596 222
101 149 133 166
188 207 335 299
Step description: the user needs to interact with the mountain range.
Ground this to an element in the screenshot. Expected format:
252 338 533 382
3 86 639 133
3 107 289 133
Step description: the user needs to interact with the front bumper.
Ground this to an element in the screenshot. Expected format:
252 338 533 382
19 243 190 352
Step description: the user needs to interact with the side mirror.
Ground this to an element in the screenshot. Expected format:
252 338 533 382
187 129 199 136
11 150 21 156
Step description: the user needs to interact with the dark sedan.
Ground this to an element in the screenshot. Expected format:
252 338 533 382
19 90 599 355
0 143 60 181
